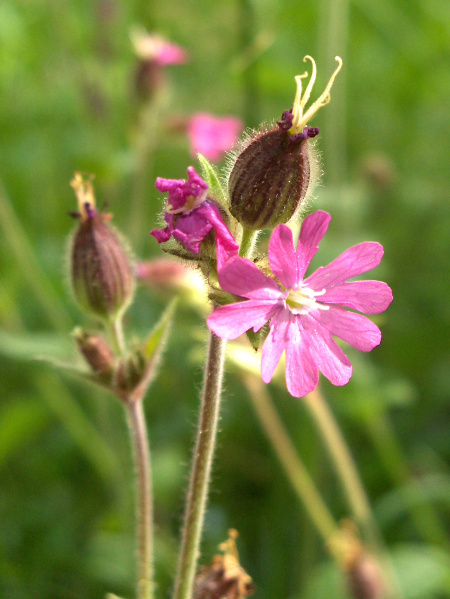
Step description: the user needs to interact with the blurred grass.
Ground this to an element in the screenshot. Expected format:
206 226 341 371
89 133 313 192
0 1 449 598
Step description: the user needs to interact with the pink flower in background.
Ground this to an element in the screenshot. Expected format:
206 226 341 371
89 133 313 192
188 113 244 162
207 211 393 398
131 28 188 66
150 167 238 265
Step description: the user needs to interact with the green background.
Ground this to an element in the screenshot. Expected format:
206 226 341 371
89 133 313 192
0 1 449 598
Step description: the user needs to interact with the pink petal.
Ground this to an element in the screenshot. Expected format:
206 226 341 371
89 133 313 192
285 320 319 398
197 201 239 267
302 314 352 386
261 308 290 383
268 225 298 290
305 242 384 290
296 211 332 277
321 280 393 314
188 113 243 162
312 306 382 352
207 299 276 340
218 256 284 300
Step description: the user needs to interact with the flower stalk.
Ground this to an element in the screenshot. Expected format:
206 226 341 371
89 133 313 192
242 373 337 542
126 397 154 599
172 330 226 599
303 387 380 547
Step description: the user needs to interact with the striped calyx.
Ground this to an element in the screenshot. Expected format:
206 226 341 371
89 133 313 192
228 123 318 230
70 174 135 320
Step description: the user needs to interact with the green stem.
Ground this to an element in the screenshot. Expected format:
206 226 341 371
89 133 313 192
172 331 226 599
107 314 126 357
243 374 337 542
239 228 258 258
126 398 154 599
303 388 380 547
304 388 406 599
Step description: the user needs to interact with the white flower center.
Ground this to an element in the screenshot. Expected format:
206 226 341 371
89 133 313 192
285 284 329 315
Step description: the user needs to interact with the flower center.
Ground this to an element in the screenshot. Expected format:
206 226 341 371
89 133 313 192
285 284 328 315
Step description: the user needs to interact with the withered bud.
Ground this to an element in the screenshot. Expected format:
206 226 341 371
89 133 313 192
73 327 115 380
69 173 135 320
228 56 342 231
346 552 386 599
194 529 254 599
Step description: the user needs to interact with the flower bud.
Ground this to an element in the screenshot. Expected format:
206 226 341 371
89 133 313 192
69 173 135 320
73 327 115 380
228 56 342 230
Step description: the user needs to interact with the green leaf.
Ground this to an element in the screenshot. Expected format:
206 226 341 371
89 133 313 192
142 298 178 362
135 298 178 398
197 153 228 207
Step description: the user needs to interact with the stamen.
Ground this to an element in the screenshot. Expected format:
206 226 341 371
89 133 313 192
286 285 329 314
291 56 343 134
70 172 96 221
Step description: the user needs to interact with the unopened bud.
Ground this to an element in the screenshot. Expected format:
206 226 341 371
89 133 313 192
73 328 115 380
69 173 135 320
114 352 146 392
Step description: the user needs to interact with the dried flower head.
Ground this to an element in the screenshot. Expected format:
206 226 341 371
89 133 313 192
194 529 254 599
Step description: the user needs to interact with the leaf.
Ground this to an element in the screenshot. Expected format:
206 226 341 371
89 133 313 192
197 153 228 207
133 298 178 399
142 298 178 361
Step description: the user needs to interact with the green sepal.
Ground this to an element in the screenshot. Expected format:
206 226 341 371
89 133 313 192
197 153 228 207
245 322 270 351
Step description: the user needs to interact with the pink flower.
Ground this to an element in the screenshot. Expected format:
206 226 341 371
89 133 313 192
150 167 238 266
187 113 243 162
131 28 188 66
207 211 393 398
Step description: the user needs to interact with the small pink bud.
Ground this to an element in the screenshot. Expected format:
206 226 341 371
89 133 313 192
73 328 115 380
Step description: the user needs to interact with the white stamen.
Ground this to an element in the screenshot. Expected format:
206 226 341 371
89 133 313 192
286 285 329 315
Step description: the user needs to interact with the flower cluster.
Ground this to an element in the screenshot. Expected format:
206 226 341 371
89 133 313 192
150 56 393 398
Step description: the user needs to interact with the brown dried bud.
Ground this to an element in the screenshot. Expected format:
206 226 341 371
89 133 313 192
73 328 115 380
194 529 254 599
346 552 386 599
328 521 386 599
69 173 135 320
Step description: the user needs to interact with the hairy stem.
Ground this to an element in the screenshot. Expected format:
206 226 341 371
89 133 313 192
126 399 154 599
172 331 226 599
